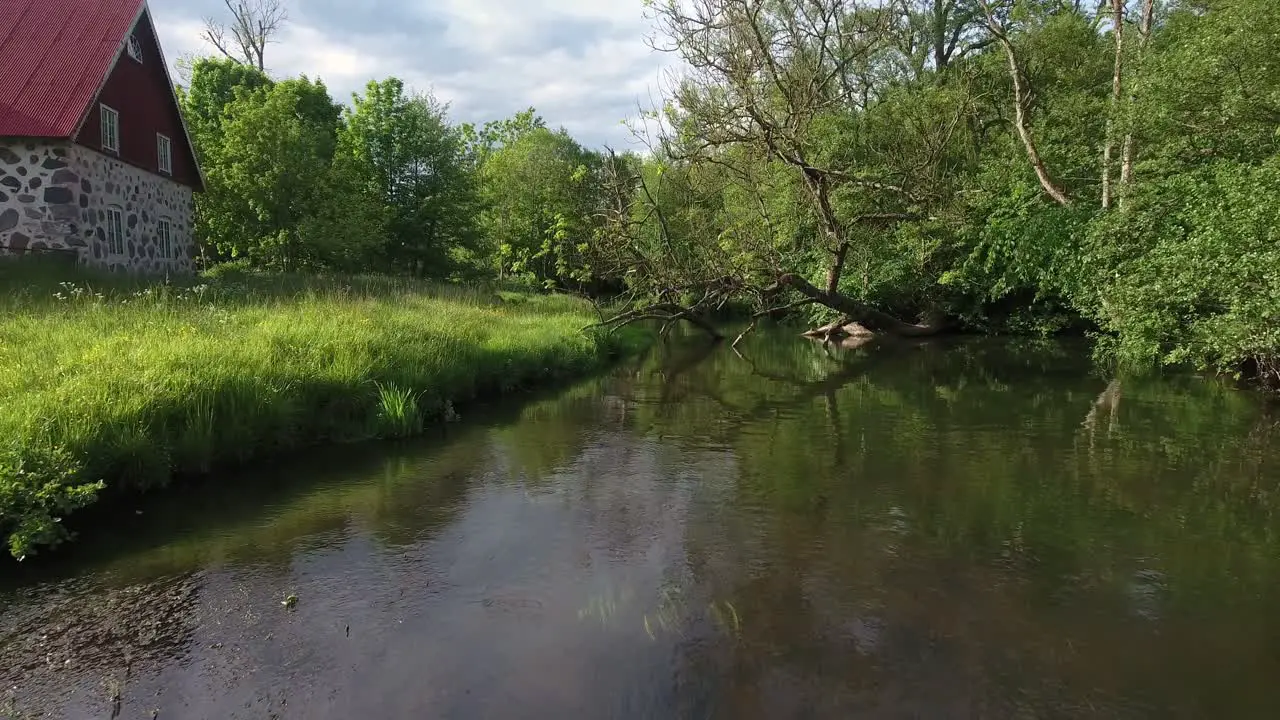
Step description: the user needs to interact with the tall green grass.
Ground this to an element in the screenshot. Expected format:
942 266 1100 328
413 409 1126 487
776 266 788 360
0 259 635 559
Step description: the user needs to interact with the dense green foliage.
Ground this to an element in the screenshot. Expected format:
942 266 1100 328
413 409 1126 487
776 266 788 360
476 125 603 288
179 59 607 287
596 0 1279 385
6 0 1272 556
172 2 1279 385
338 78 482 276
0 260 634 559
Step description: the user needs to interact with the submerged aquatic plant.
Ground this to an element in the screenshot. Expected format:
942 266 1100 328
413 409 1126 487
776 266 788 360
578 583 743 641
102 674 122 716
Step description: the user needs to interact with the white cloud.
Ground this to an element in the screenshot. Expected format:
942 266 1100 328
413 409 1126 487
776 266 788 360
149 0 676 148
271 25 385 84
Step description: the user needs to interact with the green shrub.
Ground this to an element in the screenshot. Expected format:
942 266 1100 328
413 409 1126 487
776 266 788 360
0 443 102 559
1082 157 1280 384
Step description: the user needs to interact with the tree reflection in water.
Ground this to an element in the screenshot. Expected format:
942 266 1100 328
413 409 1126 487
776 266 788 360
1 331 1277 718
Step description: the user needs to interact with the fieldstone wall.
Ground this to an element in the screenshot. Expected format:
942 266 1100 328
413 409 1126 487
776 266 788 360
0 140 195 274
0 142 81 260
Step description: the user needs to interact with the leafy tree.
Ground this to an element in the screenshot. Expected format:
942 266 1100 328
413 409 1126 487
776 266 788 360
588 149 731 337
460 107 547 168
196 76 345 268
167 0 1280 387
476 124 603 288
179 56 272 151
612 0 959 338
338 78 481 277
579 0 1275 387
1129 0 1280 172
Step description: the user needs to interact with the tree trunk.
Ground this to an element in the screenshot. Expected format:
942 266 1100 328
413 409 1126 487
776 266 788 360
933 0 949 71
1102 0 1124 209
802 172 853 296
979 1 1072 206
1119 0 1155 206
802 317 876 341
787 167 947 338
779 274 948 337
826 242 849 295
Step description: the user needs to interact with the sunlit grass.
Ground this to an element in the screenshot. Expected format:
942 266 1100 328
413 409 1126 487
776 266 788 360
0 259 634 559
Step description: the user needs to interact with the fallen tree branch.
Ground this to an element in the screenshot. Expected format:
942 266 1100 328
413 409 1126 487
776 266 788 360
588 302 725 341
778 274 949 337
732 321 757 349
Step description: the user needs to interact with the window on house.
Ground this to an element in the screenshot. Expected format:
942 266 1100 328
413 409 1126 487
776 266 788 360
105 207 125 255
158 218 173 259
157 134 172 174
126 33 143 62
100 104 119 153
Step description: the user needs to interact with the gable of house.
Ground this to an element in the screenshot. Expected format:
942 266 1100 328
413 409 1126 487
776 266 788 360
73 10 201 188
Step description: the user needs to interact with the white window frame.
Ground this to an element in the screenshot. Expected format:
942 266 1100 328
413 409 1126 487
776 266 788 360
105 207 125 256
157 218 173 259
100 104 119 154
126 34 143 63
157 133 172 174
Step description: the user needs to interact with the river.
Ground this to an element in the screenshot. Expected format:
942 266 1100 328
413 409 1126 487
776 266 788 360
2 331 1278 719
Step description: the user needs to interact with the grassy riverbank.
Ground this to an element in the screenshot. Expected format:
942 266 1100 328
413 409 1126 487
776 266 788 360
0 261 637 559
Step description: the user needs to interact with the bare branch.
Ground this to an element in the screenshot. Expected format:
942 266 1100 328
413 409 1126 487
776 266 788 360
201 0 288 71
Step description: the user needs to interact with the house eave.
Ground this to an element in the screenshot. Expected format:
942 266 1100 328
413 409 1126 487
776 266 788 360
141 1 206 192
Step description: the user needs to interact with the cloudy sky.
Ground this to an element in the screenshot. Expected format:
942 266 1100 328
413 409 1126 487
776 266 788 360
149 0 675 149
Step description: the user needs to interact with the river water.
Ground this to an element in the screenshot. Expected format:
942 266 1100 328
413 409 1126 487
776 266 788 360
2 332 1279 719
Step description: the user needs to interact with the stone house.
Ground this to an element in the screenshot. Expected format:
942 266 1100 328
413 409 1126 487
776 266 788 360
0 0 204 273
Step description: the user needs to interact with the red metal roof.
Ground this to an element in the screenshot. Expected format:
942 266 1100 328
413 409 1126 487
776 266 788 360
0 0 145 137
